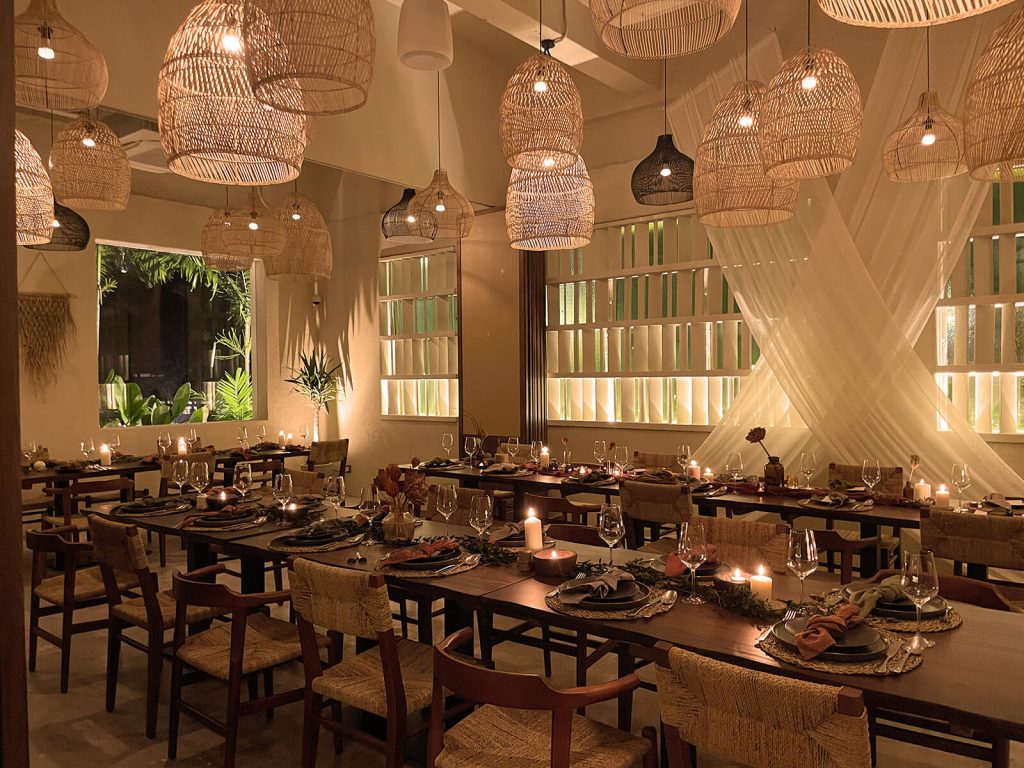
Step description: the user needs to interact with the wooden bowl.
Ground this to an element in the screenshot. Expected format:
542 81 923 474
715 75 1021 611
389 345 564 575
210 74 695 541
532 548 578 579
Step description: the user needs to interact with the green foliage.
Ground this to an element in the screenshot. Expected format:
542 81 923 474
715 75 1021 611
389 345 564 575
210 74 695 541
213 368 254 421
286 350 343 412
104 372 208 427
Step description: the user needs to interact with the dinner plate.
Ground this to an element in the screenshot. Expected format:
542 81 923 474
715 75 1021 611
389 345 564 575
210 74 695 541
388 546 463 570
784 618 880 649
842 584 947 619
577 582 651 611
191 512 260 528
772 619 887 662
654 556 729 577
115 498 192 515
279 530 351 547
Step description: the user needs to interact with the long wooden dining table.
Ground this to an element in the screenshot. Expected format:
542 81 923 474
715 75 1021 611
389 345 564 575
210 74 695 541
88 499 1024 759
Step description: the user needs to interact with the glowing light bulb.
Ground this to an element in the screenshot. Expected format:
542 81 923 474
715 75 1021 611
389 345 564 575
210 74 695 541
542 157 555 168
921 120 936 146
405 214 417 224
291 208 301 221
38 45 55 60
81 136 96 148
221 32 242 53
533 80 548 93
800 73 818 91
738 114 754 128
248 215 259 231
51 218 60 228
659 166 672 177
435 202 446 213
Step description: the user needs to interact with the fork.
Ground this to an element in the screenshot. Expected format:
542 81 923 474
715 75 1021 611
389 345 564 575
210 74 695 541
876 637 905 673
756 608 796 644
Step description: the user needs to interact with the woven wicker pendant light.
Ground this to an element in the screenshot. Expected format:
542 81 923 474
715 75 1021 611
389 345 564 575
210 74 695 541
15 129 54 246
590 0 740 60
817 0 1013 27
382 188 438 243
264 193 333 282
202 199 253 272
222 189 288 260
408 75 475 238
25 201 90 252
965 3 1024 182
506 154 594 250
158 0 308 185
242 0 375 116
632 62 693 205
49 116 131 211
14 0 108 111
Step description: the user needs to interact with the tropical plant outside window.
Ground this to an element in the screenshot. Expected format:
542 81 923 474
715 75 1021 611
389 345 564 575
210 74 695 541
97 244 254 427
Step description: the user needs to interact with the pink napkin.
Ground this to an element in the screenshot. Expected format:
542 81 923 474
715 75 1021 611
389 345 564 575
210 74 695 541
795 605 864 660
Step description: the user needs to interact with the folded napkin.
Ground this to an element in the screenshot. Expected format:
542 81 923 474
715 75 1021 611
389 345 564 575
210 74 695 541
380 539 458 565
418 456 454 468
846 575 905 617
984 493 1013 515
488 521 523 543
483 462 518 474
558 568 634 604
663 545 718 577
795 605 864 660
632 469 679 485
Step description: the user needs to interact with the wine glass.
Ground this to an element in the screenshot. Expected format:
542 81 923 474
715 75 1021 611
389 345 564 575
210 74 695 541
80 438 95 460
299 424 309 444
273 473 294 525
862 459 881 493
109 435 121 453
951 463 971 512
726 452 744 481
172 459 190 495
237 426 249 451
22 440 37 464
598 504 624 565
901 550 940 653
787 528 819 607
530 440 543 463
437 484 458 536
188 462 209 496
613 445 630 473
441 433 454 460
324 475 344 516
156 433 170 459
469 495 493 543
506 437 519 463
255 425 267 443
678 522 707 605
594 440 607 469
800 452 817 489
187 427 199 449
464 436 478 463
233 463 253 497
676 444 691 472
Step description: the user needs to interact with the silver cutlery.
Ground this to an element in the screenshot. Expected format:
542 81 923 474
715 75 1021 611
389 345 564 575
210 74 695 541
641 589 678 618
756 608 796 645
894 646 913 673
432 553 481 575
876 638 905 674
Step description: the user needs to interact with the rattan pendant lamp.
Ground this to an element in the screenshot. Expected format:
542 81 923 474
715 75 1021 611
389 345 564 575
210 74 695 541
964 3 1024 181
49 114 131 211
202 191 251 271
506 154 594 250
408 75 475 238
222 188 288 261
694 5 798 227
242 0 375 116
158 0 308 185
264 189 333 282
382 188 438 243
817 0 1013 27
632 61 693 205
26 201 90 252
15 129 54 246
760 0 862 179
14 0 108 111
590 0 740 59
882 29 966 182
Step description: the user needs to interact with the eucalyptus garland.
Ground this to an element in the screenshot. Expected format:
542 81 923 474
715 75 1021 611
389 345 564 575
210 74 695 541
415 535 519 566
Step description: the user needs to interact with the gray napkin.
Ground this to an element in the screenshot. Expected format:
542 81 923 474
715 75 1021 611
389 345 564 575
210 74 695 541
488 522 523 543
557 568 634 605
984 493 1013 515
846 575 905 616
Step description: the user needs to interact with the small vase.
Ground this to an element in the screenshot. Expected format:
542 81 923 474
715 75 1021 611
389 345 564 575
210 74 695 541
764 456 785 487
382 502 417 543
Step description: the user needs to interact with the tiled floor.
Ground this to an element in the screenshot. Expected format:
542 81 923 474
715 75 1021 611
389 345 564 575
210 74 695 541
22 543 1022 767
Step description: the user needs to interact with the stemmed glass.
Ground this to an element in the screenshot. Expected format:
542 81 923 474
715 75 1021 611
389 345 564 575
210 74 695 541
900 550 939 653
613 445 630 473
172 459 190 495
677 522 707 605
22 441 37 464
255 425 267 443
726 452 743 481
156 433 170 459
188 462 209 496
598 504 624 565
469 495 493 543
324 475 344 518
437 484 458 536
800 452 817 489
299 424 309 444
187 427 199 449
594 440 607 470
506 437 519 463
233 463 253 497
787 528 819 607
80 439 95 460
951 464 971 512
530 440 543 463
441 433 454 461
273 473 294 525
676 444 691 472
464 436 480 465
109 434 121 454
237 427 249 451
861 459 881 493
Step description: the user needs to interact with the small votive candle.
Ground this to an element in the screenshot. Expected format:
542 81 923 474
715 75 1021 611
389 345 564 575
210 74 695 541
177 437 188 455
703 468 714 482
98 444 112 466
540 447 550 468
286 432 294 443
749 565 773 601
532 548 578 578
914 479 932 502
934 484 950 507
729 567 746 584
278 430 286 447
686 460 701 480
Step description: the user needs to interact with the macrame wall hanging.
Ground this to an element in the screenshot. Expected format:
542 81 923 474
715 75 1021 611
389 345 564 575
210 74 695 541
18 252 76 389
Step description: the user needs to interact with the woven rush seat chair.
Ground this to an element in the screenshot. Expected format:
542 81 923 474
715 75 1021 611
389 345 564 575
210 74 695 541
921 508 1024 584
632 451 681 471
305 438 349 476
153 451 217 565
524 491 599 525
284 468 326 493
824 462 903 571
640 515 791 571
290 558 434 768
653 642 871 768
42 476 135 532
428 627 656 768
620 480 692 549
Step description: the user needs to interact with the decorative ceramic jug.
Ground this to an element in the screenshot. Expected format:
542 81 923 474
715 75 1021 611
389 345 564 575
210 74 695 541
382 502 417 543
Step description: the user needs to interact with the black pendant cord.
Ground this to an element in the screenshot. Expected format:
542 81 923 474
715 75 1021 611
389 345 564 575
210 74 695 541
436 72 442 169
663 60 668 135
744 0 749 80
538 0 565 53
807 0 811 47
926 26 931 92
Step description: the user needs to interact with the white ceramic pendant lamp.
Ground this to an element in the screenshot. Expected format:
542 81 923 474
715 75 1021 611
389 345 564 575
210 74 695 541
398 0 453 70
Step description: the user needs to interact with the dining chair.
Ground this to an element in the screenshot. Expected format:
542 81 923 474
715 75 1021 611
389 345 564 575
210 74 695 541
639 514 791 570
632 451 680 471
522 491 598 525
26 525 137 693
167 563 315 768
285 468 326 493
864 568 1020 612
921 508 1024 584
619 480 691 548
241 458 284 488
42 476 135 533
158 450 217 496
652 642 871 768
290 558 434 768
825 462 904 571
90 515 227 739
305 438 349 476
428 627 656 768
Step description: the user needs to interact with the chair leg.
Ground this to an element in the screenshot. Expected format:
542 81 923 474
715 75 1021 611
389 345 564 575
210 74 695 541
384 709 407 768
641 726 658 768
330 701 344 754
224 666 243 768
993 736 1010 768
106 621 123 712
662 723 693 768
59 604 74 693
417 597 434 644
27 596 39 672
167 657 183 760
541 626 553 677
397 600 411 638
263 669 274 720
145 630 163 739
246 674 259 703
301 692 322 768
574 632 587 716
159 534 167 568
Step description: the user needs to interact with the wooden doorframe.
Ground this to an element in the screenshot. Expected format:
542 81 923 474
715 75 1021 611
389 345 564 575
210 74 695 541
518 250 546 444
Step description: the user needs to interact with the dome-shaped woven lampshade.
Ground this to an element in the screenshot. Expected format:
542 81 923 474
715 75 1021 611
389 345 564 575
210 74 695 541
883 89 967 182
817 0 1014 27
760 45 863 179
202 207 253 271
48 117 131 211
694 80 799 228
590 0 740 59
242 0 375 116
408 169 474 239
965 4 1024 181
15 130 54 246
264 195 333 281
25 202 90 251
222 190 288 259
398 0 453 70
506 155 594 250
158 0 308 185
382 188 438 243
631 134 694 205
499 53 583 171
14 0 108 111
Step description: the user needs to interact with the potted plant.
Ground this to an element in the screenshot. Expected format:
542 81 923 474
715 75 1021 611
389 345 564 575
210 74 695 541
285 350 343 443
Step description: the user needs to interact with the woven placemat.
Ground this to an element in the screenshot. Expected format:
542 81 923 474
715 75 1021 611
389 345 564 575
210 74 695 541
758 628 923 676
113 503 194 518
545 588 673 620
268 535 363 554
866 608 962 634
179 516 269 533
377 561 479 579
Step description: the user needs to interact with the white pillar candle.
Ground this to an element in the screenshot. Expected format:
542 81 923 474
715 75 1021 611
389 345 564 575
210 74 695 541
286 433 294 443
914 479 932 502
278 430 286 447
749 565 772 601
540 447 550 468
934 484 950 507
177 437 188 456
686 460 701 479
523 509 544 551
703 468 714 482
98 444 111 466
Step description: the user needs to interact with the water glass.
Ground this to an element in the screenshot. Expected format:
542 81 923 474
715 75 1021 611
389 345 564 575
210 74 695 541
593 440 607 467
900 550 939 652
234 464 253 496
678 522 707 604
862 459 881 492
598 504 624 565
273 473 294 525
951 463 971 511
188 462 209 495
726 451 743 481
469 495 493 542
787 528 819 606
441 433 454 460
80 438 95 459
437 484 458 536
172 459 190 495
237 427 249 451
676 444 691 471
464 436 479 463
613 445 630 472
530 440 543 463
800 452 816 488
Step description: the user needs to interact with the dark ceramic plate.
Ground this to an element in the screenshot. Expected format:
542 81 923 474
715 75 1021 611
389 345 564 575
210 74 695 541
388 547 463 570
772 619 887 662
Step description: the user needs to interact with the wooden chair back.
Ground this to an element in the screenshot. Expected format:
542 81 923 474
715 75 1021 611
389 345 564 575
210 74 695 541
45 477 135 522
236 459 283 487
633 451 680 470
700 516 790 574
26 525 91 593
653 642 871 768
522 493 588 524
620 480 691 547
88 516 163 624
828 463 903 495
496 443 530 464
867 569 1020 612
160 451 216 494
546 523 611 549
307 438 349 475
425 484 491 526
921 509 1024 572
284 468 325 493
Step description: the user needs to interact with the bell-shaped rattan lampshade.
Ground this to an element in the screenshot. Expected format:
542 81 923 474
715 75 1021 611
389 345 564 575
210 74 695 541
883 90 967 182
158 0 308 185
590 0 740 59
242 0 375 116
49 117 131 211
382 188 438 243
499 53 583 172
631 134 694 205
264 195 333 282
14 0 108 111
15 130 54 246
760 45 862 180
202 207 253 272
222 190 288 260
506 155 594 251
25 201 90 251
965 4 1024 182
817 0 1013 27
408 169 475 239
694 80 799 228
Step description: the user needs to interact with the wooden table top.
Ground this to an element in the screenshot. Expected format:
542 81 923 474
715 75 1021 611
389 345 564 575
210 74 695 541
694 492 924 528
21 460 160 488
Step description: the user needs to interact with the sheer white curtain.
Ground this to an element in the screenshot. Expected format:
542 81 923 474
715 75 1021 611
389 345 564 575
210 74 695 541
671 21 1023 496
